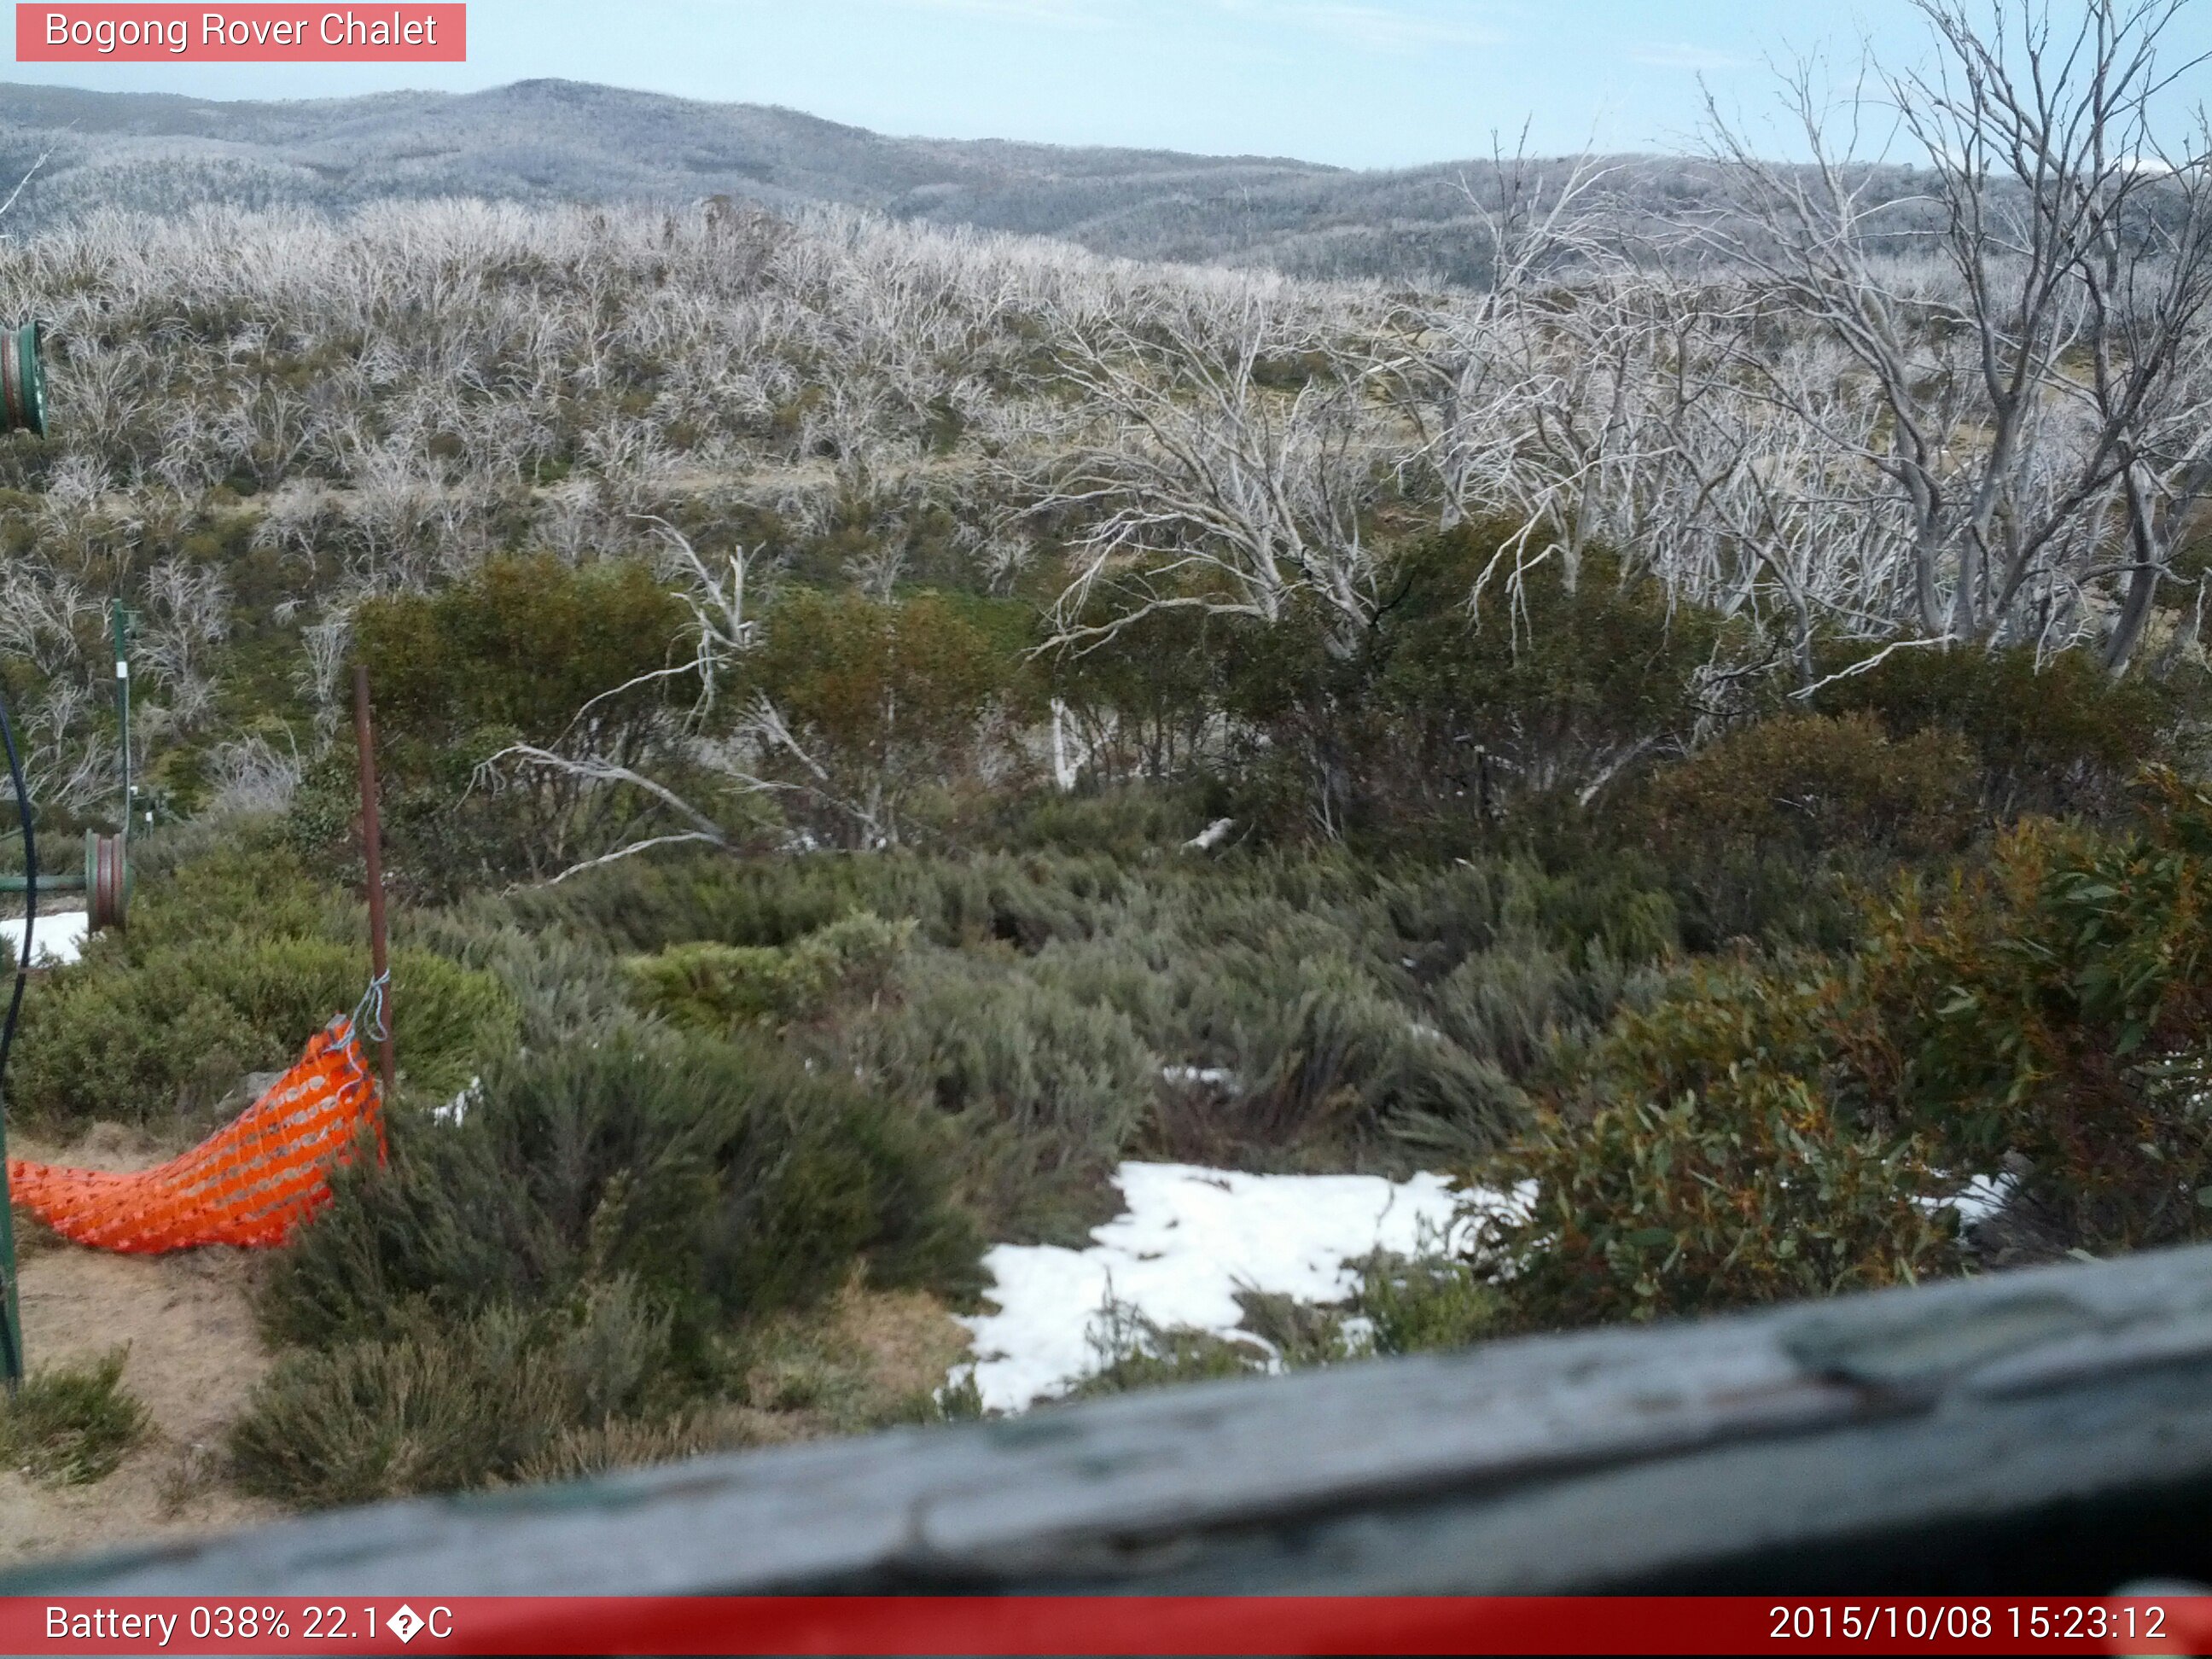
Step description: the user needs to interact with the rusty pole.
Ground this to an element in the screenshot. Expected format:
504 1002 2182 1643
352 664 396 1101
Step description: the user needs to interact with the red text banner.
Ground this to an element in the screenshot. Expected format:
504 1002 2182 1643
15 4 464 61
1 1595 2209 1655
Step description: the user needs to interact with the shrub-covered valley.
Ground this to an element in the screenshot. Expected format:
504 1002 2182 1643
3 46 2212 1524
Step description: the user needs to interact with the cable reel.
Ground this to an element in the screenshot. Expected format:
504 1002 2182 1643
0 321 45 436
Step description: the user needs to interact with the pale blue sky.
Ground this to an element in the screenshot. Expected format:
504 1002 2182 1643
6 1 2209 169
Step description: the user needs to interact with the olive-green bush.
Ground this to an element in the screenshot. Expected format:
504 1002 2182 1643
1476 767 2212 1332
625 911 911 1033
1475 1026 1959 1332
259 1029 981 1360
851 954 1157 1243
1631 711 1981 951
1640 713 1977 863
346 556 701 894
1836 769 2212 1249
10 839 517 1126
232 1283 684 1506
1811 642 2182 821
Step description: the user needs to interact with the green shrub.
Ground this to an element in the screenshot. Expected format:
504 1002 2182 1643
742 588 1024 847
1837 769 2212 1248
259 1030 981 1360
1640 713 1977 862
562 848 1673 1196
9 835 517 1126
14 936 517 1126
241 1015 987 1507
358 556 694 759
1475 1024 1958 1332
1431 940 1649 1087
1062 1299 1274 1399
630 941 834 1031
1478 766 2212 1330
509 1411 741 1487
399 903 636 1049
1061 1249 1502 1401
984 783 1220 859
231 1290 679 1506
348 556 702 893
1251 531 1732 841
509 847 1669 1208
1045 599 1231 788
853 956 1155 1243
0 1349 148 1486
1048 928 1533 1162
1632 712 1977 952
518 845 1133 958
376 951 526 1097
625 912 911 1033
1243 962 1518 1155
122 835 357 951
1351 1250 1502 1355
1812 642 2179 820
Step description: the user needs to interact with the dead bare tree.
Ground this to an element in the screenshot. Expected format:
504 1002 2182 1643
1702 0 2212 668
137 555 232 731
0 143 52 237
481 526 784 879
1033 299 1395 662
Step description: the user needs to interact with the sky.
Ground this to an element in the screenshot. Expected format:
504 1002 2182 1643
5 1 2210 170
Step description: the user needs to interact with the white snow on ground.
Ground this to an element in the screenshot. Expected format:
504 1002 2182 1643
0 910 88 967
1160 1064 1237 1089
434 1076 483 1126
953 1161 1530 1413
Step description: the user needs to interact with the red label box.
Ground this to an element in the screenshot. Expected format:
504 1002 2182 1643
3 1596 2211 1656
15 3 465 61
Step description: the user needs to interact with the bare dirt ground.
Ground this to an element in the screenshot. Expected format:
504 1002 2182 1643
0 1123 282 1571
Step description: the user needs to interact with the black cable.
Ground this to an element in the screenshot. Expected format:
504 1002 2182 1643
0 681 31 1391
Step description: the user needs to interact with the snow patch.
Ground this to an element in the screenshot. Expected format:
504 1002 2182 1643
1161 1064 1237 1090
1 911 89 968
952 1161 1530 1413
434 1076 483 1126
1185 818 1237 852
1951 1171 2017 1226
1919 1170 2017 1228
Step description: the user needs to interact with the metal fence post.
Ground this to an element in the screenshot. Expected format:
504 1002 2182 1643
352 666 396 1102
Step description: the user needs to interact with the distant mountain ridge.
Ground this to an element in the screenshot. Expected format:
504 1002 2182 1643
0 78 1896 285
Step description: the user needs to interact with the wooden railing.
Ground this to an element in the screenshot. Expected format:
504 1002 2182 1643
14 1242 2212 1595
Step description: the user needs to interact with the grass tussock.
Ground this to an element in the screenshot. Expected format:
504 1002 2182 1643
0 1349 150 1487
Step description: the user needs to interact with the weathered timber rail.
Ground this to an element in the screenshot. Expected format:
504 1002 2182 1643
18 1243 2212 1595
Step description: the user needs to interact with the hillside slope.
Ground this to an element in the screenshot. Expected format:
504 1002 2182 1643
0 78 1878 284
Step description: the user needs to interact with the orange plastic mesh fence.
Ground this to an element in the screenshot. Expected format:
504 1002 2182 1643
6 1013 384 1254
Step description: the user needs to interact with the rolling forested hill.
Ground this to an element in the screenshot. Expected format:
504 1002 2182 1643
0 77 1923 284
